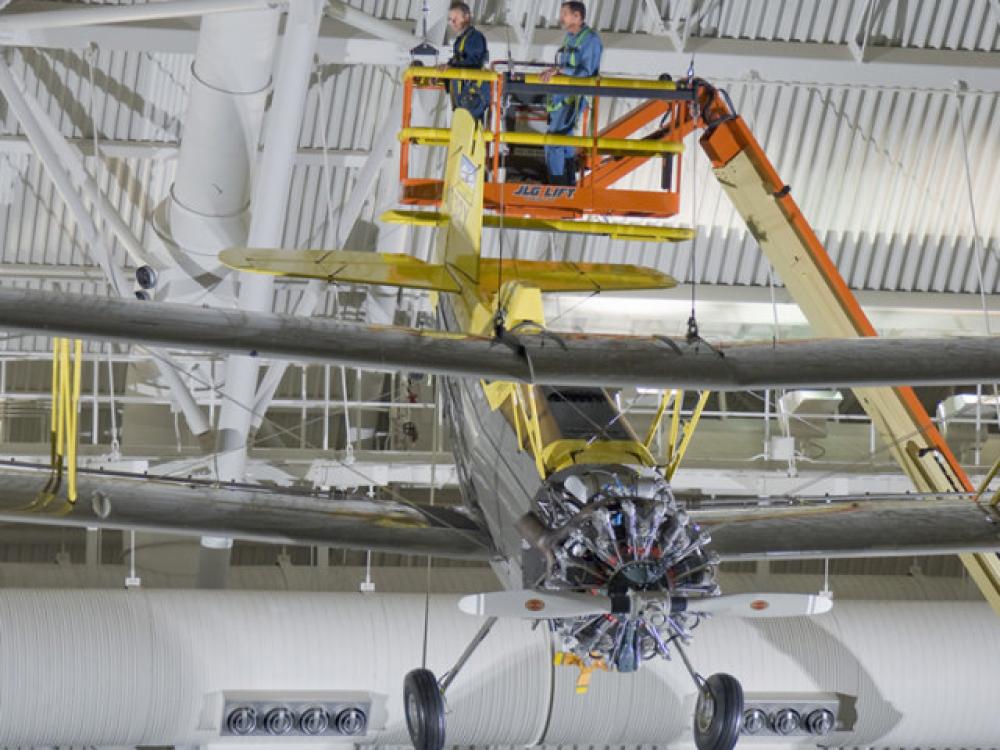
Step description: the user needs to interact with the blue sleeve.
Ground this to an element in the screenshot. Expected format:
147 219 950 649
468 30 488 67
579 33 601 77
559 33 602 77
451 29 488 68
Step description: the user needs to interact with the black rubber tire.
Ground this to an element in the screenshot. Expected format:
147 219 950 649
693 673 744 750
403 668 446 750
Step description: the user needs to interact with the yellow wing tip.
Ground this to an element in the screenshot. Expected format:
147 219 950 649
218 247 267 274
218 247 242 269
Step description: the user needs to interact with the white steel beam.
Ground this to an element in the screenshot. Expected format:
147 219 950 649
7 62 164 270
847 0 875 64
641 0 668 40
0 136 371 167
12 16 1000 91
214 0 324 483
324 0 416 48
249 91 404 429
0 0 279 32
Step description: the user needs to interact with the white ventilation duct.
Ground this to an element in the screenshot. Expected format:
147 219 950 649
0 589 995 747
156 9 279 298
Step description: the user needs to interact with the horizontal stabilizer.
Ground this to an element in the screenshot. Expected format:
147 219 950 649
222 248 675 293
220 248 461 292
480 258 676 292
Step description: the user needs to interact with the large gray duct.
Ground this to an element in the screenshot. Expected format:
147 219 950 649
0 589 995 747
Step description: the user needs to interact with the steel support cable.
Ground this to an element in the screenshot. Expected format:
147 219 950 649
421 378 440 669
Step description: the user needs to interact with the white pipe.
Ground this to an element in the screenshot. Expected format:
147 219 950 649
0 589 997 746
164 12 280 272
215 0 324 482
0 135 371 167
0 0 281 31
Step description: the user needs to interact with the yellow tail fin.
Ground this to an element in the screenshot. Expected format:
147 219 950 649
436 108 484 286
219 111 678 301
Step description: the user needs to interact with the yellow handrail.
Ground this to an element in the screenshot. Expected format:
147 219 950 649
404 67 500 83
403 66 680 92
521 73 679 91
399 126 684 155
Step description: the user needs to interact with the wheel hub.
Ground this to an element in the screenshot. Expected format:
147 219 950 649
406 693 420 727
695 689 716 734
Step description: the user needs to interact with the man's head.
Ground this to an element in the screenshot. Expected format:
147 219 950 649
559 1 586 33
448 1 472 33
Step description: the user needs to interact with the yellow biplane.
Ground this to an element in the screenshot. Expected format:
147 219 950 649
0 75 998 750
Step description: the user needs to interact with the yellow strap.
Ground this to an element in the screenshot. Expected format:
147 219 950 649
67 339 82 503
57 338 69 461
49 339 59 460
38 338 82 507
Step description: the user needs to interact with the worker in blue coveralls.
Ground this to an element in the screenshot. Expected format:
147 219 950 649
440 1 490 123
539 1 603 185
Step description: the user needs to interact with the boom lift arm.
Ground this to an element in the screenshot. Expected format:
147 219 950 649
691 79 1000 613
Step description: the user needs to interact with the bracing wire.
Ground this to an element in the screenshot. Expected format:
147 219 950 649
494 24 516 313
421 378 440 669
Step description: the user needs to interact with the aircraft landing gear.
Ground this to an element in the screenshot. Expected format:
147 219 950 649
674 638 744 750
403 669 445 750
403 616 497 750
693 673 744 750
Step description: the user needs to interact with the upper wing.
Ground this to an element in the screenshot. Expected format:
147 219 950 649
689 492 1000 561
4 287 1000 390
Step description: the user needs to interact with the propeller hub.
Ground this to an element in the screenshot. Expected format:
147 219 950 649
528 466 718 672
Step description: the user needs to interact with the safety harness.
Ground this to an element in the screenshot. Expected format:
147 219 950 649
546 26 594 114
450 28 487 111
